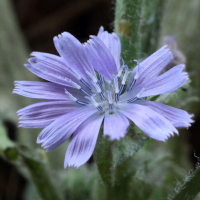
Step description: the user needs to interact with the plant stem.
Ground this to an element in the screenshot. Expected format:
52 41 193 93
141 0 167 55
114 0 143 66
172 166 200 200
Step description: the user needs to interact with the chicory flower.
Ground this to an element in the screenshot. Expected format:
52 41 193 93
13 27 193 168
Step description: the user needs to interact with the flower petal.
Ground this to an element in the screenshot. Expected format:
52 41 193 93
64 112 104 168
37 106 98 151
140 64 188 98
97 26 121 70
119 83 145 102
53 32 96 81
30 52 81 84
84 36 118 80
135 100 193 128
127 45 173 88
13 81 84 100
118 103 178 141
25 62 73 87
103 110 129 140
17 101 80 128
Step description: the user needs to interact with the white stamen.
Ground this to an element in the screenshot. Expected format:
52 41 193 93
114 77 119 93
80 79 92 91
98 81 104 93
76 99 89 105
114 77 119 103
107 91 113 104
80 88 92 97
85 95 103 112
117 59 127 79
117 68 123 79
99 75 105 85
127 60 142 92
122 69 131 85
69 80 81 89
91 81 106 101
69 79 92 96
119 69 131 95
127 88 145 103
84 68 98 83
104 79 112 91
64 89 88 105
64 89 77 101
91 81 101 93
68 68 81 80
107 91 114 110
133 59 140 73
137 88 145 98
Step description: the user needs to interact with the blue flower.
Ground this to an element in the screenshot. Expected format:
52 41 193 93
13 27 193 168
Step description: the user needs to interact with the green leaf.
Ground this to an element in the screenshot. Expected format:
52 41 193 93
22 154 64 200
94 125 149 186
170 165 200 200
0 125 64 200
112 129 149 168
0 122 14 152
94 130 113 185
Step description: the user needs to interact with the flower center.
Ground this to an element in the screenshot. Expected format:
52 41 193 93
64 60 145 113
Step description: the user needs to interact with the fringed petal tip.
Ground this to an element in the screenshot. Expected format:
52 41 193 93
64 163 80 169
53 32 66 40
13 81 21 94
174 114 194 128
18 124 22 128
53 32 77 43
97 26 104 35
36 140 52 152
36 139 42 144
30 51 41 57
157 45 173 60
84 35 100 46
151 130 179 142
162 44 172 52
13 80 20 87
165 45 174 57
83 36 94 46
12 89 17 95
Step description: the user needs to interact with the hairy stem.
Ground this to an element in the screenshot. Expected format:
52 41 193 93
114 0 143 66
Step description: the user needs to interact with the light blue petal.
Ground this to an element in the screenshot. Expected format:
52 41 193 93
103 110 129 140
17 101 80 128
25 63 73 87
135 100 193 128
64 112 104 168
118 103 178 141
140 64 188 98
122 64 188 102
53 32 96 81
97 26 121 70
13 81 84 100
37 106 97 151
30 52 81 85
84 36 118 80
127 45 172 88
